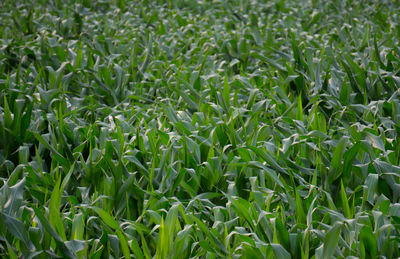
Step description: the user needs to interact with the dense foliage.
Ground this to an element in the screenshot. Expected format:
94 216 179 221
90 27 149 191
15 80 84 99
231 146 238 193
1 0 400 258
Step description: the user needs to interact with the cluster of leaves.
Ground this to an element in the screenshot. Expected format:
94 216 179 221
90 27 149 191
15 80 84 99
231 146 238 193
1 0 400 258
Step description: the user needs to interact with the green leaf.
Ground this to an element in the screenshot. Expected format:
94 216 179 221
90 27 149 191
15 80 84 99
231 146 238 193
359 226 377 258
49 175 67 241
248 145 289 175
274 217 290 251
341 180 352 218
270 243 291 259
3 177 25 216
130 237 145 259
251 52 287 72
33 207 76 259
6 241 18 259
90 207 120 230
1 212 32 249
296 94 303 121
365 132 385 152
223 72 231 110
343 142 361 178
3 96 13 129
248 161 285 188
116 229 131 259
33 207 63 243
295 189 306 225
365 174 379 205
64 240 86 254
373 34 384 68
71 213 85 240
31 132 69 167
322 222 342 259
329 137 348 183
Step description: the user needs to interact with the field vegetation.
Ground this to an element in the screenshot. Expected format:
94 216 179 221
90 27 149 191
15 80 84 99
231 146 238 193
1 0 400 258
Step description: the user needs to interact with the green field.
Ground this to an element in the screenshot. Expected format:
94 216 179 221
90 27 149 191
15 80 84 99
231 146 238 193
1 0 400 258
